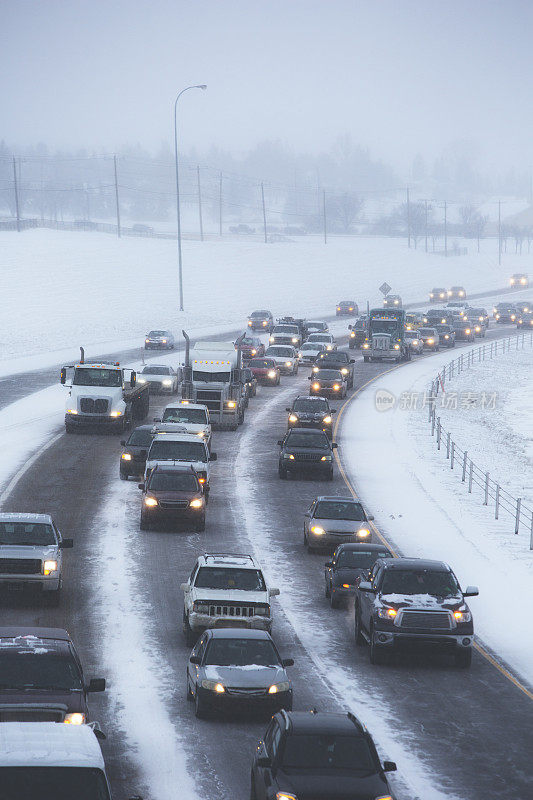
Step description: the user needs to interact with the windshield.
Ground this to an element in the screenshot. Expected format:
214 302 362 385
273 326 298 334
192 370 230 383
320 353 348 364
293 399 328 413
148 331 167 336
282 734 375 772
194 567 266 591
435 325 452 333
148 473 198 492
162 408 207 424
149 441 207 462
0 522 56 546
142 366 170 375
266 347 294 357
336 550 392 568
0 768 110 800
419 328 436 336
370 320 399 334
251 311 269 318
286 432 329 449
354 320 366 329
0 652 83 691
301 343 322 351
314 370 342 380
204 638 279 667
381 569 460 597
315 501 365 521
73 368 121 387
249 359 274 368
126 429 153 447
308 334 331 342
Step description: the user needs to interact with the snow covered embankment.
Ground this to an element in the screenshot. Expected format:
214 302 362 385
342 345 533 689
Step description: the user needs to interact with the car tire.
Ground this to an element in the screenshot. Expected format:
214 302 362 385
195 516 206 533
455 649 472 668
354 607 365 646
65 423 75 434
119 471 128 481
186 673 194 701
194 686 210 719
369 630 387 665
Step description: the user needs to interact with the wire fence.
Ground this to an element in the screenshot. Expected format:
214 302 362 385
425 332 533 547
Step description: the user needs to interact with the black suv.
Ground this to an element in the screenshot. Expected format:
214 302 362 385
250 709 397 800
309 368 347 398
453 319 475 342
348 317 367 349
286 396 336 437
313 351 355 388
120 424 155 479
324 543 393 608
354 558 478 667
278 429 337 481
0 627 105 723
434 323 456 348
494 303 517 324
139 464 206 531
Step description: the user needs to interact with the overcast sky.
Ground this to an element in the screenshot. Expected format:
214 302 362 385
2 0 532 172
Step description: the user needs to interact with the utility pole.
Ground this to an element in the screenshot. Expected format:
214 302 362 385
424 199 428 253
197 165 204 242
261 182 267 243
444 200 447 257
12 156 20 232
113 155 121 238
498 199 502 266
406 187 411 248
219 172 223 236
323 189 327 244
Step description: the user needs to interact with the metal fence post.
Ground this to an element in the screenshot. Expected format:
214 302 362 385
515 498 521 534
468 461 473 493
446 432 451 458
462 450 467 481
495 485 500 519
437 418 441 450
484 472 490 505
431 408 436 436
530 513 533 550
450 443 455 469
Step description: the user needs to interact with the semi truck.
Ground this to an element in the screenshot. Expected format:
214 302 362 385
361 308 411 363
60 361 150 433
180 334 246 430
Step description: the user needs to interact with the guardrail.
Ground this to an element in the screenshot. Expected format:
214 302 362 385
426 332 533 547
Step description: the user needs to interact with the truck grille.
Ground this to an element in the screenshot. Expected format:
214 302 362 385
0 558 41 575
400 611 452 630
226 687 267 697
209 604 257 618
0 709 64 722
294 453 323 461
80 397 109 414
158 500 189 509
196 390 222 411
372 335 390 351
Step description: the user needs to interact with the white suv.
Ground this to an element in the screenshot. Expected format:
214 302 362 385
181 553 280 645
145 432 216 499
154 401 212 450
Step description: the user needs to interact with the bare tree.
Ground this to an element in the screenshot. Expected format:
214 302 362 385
328 192 364 233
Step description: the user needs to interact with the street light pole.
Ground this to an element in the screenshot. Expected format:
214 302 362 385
174 84 207 312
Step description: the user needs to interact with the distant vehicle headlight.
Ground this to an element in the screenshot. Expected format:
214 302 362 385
268 370 277 378
465 329 471 334
144 497 158 507
162 379 172 386
377 607 398 619
64 713 85 725
393 344 400 350
520 277 527 284
340 368 348 374
292 337 298 344
333 384 340 390
321 455 333 461
453 610 472 623
110 410 122 417
251 349 257 355
427 338 434 344
285 361 292 367
121 453 132 460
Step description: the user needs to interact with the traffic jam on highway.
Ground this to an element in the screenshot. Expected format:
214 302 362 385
0 274 531 800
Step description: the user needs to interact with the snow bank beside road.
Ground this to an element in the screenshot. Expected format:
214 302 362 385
341 348 533 688
0 228 526 364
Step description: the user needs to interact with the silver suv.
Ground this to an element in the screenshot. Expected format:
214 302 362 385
181 553 280 645
0 514 73 605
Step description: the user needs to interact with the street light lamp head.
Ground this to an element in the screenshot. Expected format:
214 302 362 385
197 84 207 90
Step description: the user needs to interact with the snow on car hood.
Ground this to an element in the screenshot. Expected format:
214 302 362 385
203 664 286 687
315 518 368 533
190 588 268 604
381 593 463 610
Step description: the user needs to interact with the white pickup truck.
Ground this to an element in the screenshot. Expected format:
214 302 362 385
144 432 217 499
153 400 212 450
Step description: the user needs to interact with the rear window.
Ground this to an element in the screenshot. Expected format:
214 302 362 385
282 734 375 772
142 366 170 375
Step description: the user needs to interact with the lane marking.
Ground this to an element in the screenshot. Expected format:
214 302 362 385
332 352 533 702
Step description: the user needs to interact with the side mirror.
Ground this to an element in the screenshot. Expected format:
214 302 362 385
348 325 353 330
257 756 272 768
331 409 337 414
138 483 145 490
307 376 312 380
332 442 338 449
367 514 375 521
189 655 201 665
60 367 66 385
120 440 126 446
209 452 218 461
358 581 375 593
270 587 280 597
153 417 161 423
325 561 333 568
87 678 106 693
59 539 74 549
180 582 189 591
285 407 291 412
281 658 294 668
130 371 136 387
383 761 397 772
463 585 479 597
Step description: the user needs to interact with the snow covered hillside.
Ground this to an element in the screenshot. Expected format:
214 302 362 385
0 228 527 365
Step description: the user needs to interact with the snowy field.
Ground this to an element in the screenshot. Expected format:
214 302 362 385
342 345 533 688
1 228 528 368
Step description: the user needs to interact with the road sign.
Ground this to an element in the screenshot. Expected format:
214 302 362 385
379 282 391 296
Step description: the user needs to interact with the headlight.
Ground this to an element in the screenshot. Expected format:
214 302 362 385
350 332 355 338
162 339 167 344
248 320 252 326
197 430 206 437
312 382 320 389
495 314 500 319
145 338 150 343
64 713 85 725
121 453 132 460
43 560 58 575
66 409 78 414
465 329 471 334
226 401 236 408
412 339 419 345
429 293 434 298
453 610 472 623
289 414 298 422
110 410 122 417
377 607 397 619
326 344 333 350
479 316 483 321
268 682 290 694
251 349 256 355
459 291 464 296
310 525 325 535
162 379 172 386
511 315 516 321
322 415 332 424
144 496 158 507
510 278 515 284
268 370 277 378
262 320 267 326
427 338 434 344
475 326 481 332
444 335 449 339
276 793 298 800
320 455 333 461
291 337 298 344
393 344 400 350
189 498 204 508
340 368 348 375
362 343 369 349
312 366 319 373
285 361 292 367
269 336 275 342
283 453 295 460
333 384 340 390
202 680 225 693
520 277 527 284
356 529 371 538
394 300 399 304
337 306 341 311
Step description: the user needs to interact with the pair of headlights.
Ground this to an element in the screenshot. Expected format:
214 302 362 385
201 680 289 694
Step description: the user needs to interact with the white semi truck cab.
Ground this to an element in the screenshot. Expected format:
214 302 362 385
60 361 150 433
180 334 246 431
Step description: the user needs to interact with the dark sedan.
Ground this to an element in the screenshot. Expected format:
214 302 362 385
120 424 155 479
247 310 274 332
434 324 456 348
248 358 280 385
348 318 367 349
278 429 337 480
453 320 475 341
494 303 518 323
325 543 393 607
139 464 206 531
517 311 533 329
309 368 347 398
286 396 335 437
336 301 358 316
417 327 440 351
